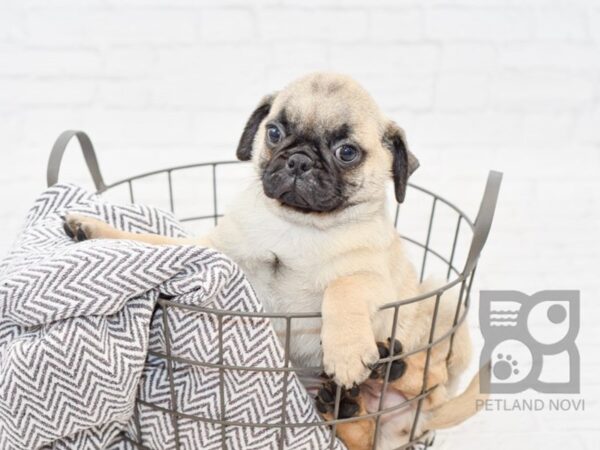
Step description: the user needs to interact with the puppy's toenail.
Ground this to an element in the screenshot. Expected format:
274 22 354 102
76 227 87 241
63 222 74 238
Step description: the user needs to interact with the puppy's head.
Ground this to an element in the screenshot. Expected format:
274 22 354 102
237 73 419 217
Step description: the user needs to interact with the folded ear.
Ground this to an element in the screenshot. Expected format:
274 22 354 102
236 93 276 161
383 122 420 203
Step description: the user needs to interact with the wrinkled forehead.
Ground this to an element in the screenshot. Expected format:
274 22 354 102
269 76 383 142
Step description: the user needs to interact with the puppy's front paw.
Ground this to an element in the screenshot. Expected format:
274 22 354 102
63 213 111 241
322 332 379 388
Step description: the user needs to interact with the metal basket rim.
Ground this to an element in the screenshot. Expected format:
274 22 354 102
96 160 477 315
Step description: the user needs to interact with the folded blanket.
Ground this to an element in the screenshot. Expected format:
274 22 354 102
0 184 344 450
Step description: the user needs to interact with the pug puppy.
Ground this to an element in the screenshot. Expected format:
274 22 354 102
63 72 485 449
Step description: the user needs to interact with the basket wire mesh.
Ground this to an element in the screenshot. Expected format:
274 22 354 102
47 130 501 450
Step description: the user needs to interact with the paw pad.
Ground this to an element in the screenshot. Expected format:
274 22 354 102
316 380 360 419
370 338 406 381
62 215 90 242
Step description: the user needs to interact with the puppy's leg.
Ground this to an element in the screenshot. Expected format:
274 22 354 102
63 213 207 246
316 380 375 450
321 273 383 388
394 349 449 410
394 293 472 409
370 338 448 411
371 287 471 411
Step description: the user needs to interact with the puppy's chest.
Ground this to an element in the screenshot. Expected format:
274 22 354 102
211 210 332 315
240 245 325 314
232 240 326 367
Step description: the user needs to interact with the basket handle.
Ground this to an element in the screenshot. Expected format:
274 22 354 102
47 130 106 191
462 170 503 276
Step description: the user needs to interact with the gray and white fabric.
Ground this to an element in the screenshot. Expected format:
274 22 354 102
0 184 343 450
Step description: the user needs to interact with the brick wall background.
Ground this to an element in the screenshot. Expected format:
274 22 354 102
0 0 598 448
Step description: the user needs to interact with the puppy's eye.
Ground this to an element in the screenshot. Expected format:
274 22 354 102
266 124 283 144
335 145 359 163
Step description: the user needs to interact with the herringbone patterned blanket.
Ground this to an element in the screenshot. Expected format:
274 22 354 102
0 184 343 450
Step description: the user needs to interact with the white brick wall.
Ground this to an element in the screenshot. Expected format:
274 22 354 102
0 1 598 448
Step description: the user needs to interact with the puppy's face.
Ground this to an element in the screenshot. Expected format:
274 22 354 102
237 73 419 216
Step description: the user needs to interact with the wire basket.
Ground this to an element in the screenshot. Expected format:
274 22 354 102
47 130 501 450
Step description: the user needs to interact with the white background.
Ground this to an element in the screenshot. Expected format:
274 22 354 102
0 0 599 448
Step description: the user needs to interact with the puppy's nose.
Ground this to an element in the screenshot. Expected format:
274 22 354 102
286 153 313 175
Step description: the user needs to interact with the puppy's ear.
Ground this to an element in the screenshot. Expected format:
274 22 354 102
236 94 276 161
383 122 420 203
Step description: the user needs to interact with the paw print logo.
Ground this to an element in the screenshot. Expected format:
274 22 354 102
480 290 580 394
493 354 519 380
488 339 531 385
